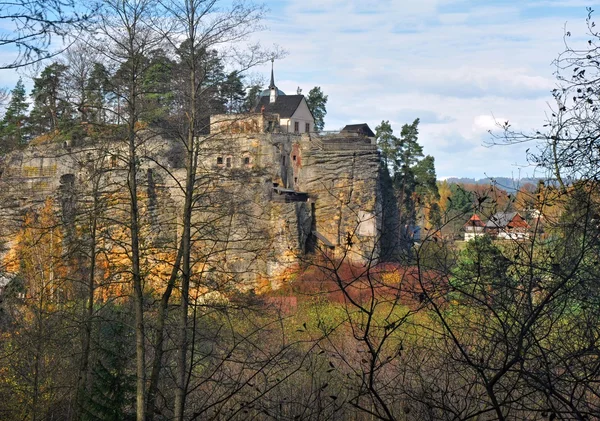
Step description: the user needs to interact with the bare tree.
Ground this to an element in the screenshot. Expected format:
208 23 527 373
95 1 165 419
0 0 97 69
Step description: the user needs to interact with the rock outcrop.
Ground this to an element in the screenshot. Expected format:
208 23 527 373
0 123 398 289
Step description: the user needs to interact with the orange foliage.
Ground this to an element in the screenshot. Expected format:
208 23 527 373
283 260 448 309
5 199 70 303
29 130 61 146
437 180 452 213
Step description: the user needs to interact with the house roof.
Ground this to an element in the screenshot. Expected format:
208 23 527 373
485 212 529 229
253 95 304 118
341 123 375 137
465 214 485 228
259 88 286 97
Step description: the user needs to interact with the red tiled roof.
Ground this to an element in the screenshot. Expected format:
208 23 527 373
464 214 485 227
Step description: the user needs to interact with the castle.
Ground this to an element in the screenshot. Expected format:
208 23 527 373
0 66 397 289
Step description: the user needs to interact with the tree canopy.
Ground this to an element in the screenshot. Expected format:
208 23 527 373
376 118 439 230
306 86 327 131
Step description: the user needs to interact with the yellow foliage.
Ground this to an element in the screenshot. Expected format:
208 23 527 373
6 198 70 303
135 120 149 131
29 130 60 146
437 180 452 213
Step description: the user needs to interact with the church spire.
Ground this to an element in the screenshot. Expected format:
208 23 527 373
269 58 277 104
269 58 276 89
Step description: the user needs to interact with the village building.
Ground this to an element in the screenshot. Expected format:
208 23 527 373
463 212 531 241
484 211 530 240
463 214 486 241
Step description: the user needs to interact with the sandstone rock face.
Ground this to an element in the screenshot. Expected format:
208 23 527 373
295 135 384 263
0 129 397 289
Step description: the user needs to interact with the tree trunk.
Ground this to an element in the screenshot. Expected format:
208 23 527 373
76 188 99 414
128 76 146 421
174 62 198 421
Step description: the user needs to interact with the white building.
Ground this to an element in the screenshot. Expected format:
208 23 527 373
463 214 486 241
252 61 315 134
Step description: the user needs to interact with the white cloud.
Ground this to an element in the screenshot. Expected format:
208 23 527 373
472 115 506 134
0 0 587 178
247 0 584 177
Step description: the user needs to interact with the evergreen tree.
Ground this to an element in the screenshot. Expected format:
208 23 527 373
413 155 439 200
448 184 473 214
142 49 176 123
80 305 135 421
242 83 262 112
221 71 246 114
451 235 514 301
1 78 29 152
174 41 227 118
376 118 439 229
306 86 327 131
30 62 71 134
86 63 110 124
428 202 442 229
375 120 397 168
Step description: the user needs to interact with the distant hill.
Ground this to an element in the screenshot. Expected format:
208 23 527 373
443 177 543 192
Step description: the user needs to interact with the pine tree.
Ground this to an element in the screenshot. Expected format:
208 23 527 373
306 86 327 131
174 41 227 118
1 78 29 152
375 120 397 168
376 119 439 229
86 63 110 124
222 71 246 114
30 62 71 134
142 49 175 123
242 84 262 112
79 305 135 421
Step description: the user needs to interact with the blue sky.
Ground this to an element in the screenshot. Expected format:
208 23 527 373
0 0 595 178
246 0 594 179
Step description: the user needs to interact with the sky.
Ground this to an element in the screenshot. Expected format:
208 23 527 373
246 0 594 179
0 0 595 179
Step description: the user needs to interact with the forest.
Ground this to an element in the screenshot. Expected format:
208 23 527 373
1 1 600 420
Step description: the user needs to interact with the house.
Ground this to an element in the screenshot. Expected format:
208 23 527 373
341 124 376 139
251 60 315 134
463 214 485 241
485 211 530 240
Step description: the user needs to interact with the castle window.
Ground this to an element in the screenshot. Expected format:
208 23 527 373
217 156 223 166
305 123 310 133
294 121 299 133
226 157 231 168
243 156 250 166
293 155 297 161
